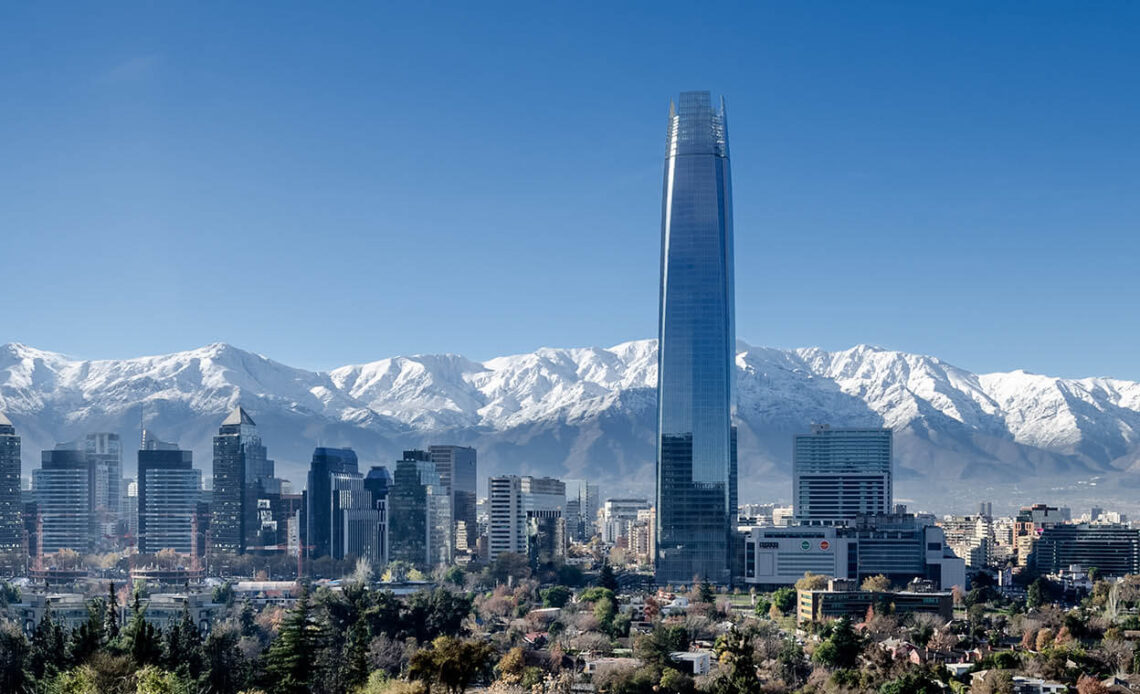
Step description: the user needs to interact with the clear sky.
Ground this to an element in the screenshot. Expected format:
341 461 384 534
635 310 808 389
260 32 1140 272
3 2 1139 378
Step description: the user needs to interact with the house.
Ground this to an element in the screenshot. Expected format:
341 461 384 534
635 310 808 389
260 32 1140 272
670 651 712 676
584 657 642 676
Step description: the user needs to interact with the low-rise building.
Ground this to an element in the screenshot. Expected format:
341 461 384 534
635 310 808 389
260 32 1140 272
796 582 953 625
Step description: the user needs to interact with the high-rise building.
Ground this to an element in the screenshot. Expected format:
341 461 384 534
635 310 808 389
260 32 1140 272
654 90 738 586
389 451 450 567
306 447 360 560
564 479 600 542
602 498 651 545
0 413 23 569
364 466 391 565
34 447 95 554
1031 523 1140 577
137 433 201 554
488 475 566 563
85 433 122 531
209 407 270 556
429 445 477 554
793 426 893 525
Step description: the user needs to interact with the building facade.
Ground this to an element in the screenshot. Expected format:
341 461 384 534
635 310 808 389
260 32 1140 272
428 445 476 554
34 447 95 554
137 434 201 554
85 433 122 538
654 90 738 586
389 451 450 567
209 407 270 556
488 475 566 562
793 426 892 525
1031 523 1140 577
0 414 23 570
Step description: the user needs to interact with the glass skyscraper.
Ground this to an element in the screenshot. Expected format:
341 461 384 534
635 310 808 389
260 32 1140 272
209 406 270 555
137 433 200 554
654 91 738 586
0 413 23 569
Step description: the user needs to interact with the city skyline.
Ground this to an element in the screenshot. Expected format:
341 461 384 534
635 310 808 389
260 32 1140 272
4 4 1140 380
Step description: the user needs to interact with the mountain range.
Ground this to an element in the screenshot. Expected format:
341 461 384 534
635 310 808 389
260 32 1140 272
4 340 1140 514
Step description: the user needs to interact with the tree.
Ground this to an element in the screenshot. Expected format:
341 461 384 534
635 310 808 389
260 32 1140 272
30 603 67 681
495 646 527 685
795 572 828 591
124 590 161 667
1036 627 1055 651
879 671 940 694
771 587 796 613
812 617 863 670
753 595 771 617
634 624 690 669
542 585 572 608
103 582 120 643
861 575 892 592
599 563 619 592
404 587 473 642
709 627 761 694
70 598 107 663
408 636 495 694
341 618 371 692
1076 674 1111 694
265 585 318 694
0 621 31 694
697 581 716 604
972 669 1014 694
1027 578 1047 609
200 624 248 694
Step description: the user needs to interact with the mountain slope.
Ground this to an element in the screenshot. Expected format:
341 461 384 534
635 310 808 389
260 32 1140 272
3 340 1139 511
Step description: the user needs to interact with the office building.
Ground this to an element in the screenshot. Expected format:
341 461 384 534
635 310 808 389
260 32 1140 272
793 426 892 525
389 451 450 567
306 447 360 560
364 466 391 564
564 479 600 542
654 91 737 586
0 414 23 570
429 445 476 554
601 498 651 545
85 433 122 532
1031 523 1140 577
137 433 201 554
34 447 95 554
797 580 953 625
210 407 272 556
488 475 566 563
741 514 965 591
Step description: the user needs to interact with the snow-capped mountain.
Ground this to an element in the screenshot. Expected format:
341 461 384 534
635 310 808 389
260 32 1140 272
4 340 1140 512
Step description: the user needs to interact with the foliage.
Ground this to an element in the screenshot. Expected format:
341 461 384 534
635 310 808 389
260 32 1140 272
541 585 572 608
861 575 892 592
265 585 318 694
599 563 619 592
879 670 941 694
813 617 863 670
771 586 796 613
709 627 761 694
407 636 495 694
795 572 829 591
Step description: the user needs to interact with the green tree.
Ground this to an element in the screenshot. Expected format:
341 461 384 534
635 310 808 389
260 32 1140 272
541 585 572 608
342 618 371 692
265 585 318 694
404 587 472 642
861 575 892 592
30 602 68 681
813 617 863 670
199 624 248 694
634 624 690 668
753 595 771 617
879 671 941 694
709 627 761 694
599 563 619 592
697 581 716 604
795 572 828 591
70 598 107 664
124 590 162 667
104 582 120 643
408 636 495 694
770 587 796 613
1027 578 1047 608
0 621 32 694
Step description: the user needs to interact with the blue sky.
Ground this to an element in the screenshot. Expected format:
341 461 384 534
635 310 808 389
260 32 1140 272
3 2 1139 378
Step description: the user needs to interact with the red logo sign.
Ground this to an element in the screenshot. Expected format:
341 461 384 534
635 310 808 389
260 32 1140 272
819 540 830 551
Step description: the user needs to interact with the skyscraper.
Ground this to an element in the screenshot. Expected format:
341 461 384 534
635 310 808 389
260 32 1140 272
654 91 738 586
429 445 477 554
793 426 893 525
488 475 566 563
306 447 360 560
35 446 95 554
137 433 201 554
0 413 23 569
209 406 270 556
85 433 122 530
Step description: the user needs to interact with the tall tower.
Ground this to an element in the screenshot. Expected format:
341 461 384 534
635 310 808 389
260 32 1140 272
793 426 893 525
0 413 23 571
209 406 268 556
654 91 737 586
137 433 200 554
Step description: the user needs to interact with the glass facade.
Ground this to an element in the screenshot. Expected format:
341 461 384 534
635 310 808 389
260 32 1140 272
655 91 737 585
35 448 95 554
209 407 269 555
0 414 23 565
794 426 893 525
138 441 200 554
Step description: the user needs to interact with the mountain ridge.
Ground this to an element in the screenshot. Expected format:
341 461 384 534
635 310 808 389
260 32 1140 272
4 340 1140 513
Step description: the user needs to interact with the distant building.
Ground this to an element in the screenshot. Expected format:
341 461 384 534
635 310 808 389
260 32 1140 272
602 498 651 545
1031 523 1140 577
306 447 359 560
85 433 122 537
304 448 385 562
742 514 965 591
429 445 476 554
137 433 201 554
488 475 566 563
564 479 600 542
209 407 271 556
363 466 391 564
0 413 23 570
797 583 953 624
794 426 892 525
389 451 450 567
34 447 95 554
